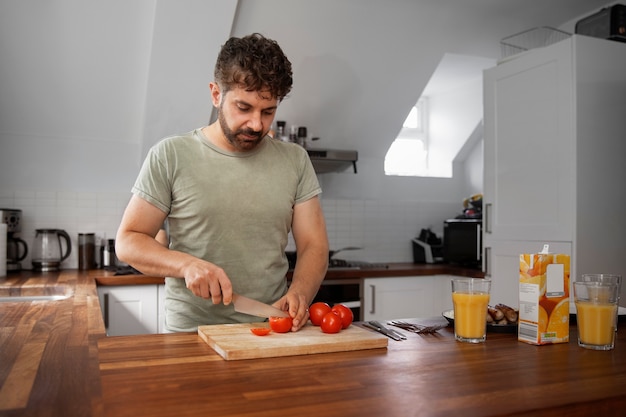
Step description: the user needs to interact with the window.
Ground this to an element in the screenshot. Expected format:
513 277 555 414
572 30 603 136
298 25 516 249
384 53 494 178
384 98 428 176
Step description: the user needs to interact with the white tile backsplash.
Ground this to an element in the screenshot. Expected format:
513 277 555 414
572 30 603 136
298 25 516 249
1 190 460 269
1 189 131 270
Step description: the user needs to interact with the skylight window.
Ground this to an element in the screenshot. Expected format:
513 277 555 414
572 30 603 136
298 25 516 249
384 98 428 176
384 53 494 178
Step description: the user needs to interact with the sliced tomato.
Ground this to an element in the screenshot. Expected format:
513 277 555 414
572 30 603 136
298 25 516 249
269 316 293 333
250 328 271 336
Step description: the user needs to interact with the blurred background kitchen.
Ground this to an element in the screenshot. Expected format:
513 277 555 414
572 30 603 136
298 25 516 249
0 0 615 270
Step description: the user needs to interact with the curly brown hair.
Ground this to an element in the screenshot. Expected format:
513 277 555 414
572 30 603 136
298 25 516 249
214 33 293 102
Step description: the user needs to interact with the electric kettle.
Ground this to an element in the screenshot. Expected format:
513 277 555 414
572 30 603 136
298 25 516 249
32 229 72 271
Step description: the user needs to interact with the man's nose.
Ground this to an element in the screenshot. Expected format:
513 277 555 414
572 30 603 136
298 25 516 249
247 112 263 131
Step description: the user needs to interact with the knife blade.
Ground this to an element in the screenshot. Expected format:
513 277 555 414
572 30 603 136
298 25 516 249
232 293 290 318
362 322 405 341
370 320 407 340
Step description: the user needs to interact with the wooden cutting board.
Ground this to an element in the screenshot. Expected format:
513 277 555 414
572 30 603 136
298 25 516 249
198 322 388 360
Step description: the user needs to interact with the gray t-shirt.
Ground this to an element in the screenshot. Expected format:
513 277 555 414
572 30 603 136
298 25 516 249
132 128 321 331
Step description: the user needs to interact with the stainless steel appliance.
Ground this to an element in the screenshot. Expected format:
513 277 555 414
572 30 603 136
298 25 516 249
32 229 72 271
306 148 358 174
1 208 28 271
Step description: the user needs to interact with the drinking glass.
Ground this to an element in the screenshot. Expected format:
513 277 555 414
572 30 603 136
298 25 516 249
578 274 621 332
573 279 619 350
451 278 491 343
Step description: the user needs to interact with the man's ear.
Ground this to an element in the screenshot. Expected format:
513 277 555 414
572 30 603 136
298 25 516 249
209 82 221 107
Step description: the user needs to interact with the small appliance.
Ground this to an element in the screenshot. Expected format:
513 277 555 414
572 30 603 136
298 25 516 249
1 208 28 271
32 229 72 271
443 219 482 267
412 228 443 264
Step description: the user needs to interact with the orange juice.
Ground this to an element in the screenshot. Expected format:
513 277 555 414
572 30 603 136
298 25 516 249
452 292 490 340
575 301 617 346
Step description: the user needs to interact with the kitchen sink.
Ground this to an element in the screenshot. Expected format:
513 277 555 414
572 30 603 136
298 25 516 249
0 285 73 302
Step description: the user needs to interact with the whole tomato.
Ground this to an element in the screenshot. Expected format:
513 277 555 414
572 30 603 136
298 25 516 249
320 311 342 334
331 304 354 329
309 302 332 326
269 316 293 333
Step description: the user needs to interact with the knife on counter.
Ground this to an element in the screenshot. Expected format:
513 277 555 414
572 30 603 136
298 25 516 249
362 321 406 341
232 293 290 318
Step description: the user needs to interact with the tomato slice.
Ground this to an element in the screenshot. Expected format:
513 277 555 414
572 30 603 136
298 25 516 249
250 328 271 336
269 316 293 333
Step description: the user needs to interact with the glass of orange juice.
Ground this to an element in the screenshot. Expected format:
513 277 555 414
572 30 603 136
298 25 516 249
579 274 621 332
573 280 619 350
451 278 491 343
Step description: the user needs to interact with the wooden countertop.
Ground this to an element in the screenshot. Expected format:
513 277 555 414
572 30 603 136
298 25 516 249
99 322 626 417
4 270 626 416
0 270 106 416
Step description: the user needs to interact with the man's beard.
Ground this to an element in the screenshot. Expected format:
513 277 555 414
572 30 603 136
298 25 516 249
218 109 264 152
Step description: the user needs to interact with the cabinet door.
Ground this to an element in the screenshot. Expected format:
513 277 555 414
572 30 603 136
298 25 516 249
363 276 449 321
483 240 571 308
97 285 158 336
483 38 574 242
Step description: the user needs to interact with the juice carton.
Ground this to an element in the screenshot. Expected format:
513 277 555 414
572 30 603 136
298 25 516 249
518 244 570 345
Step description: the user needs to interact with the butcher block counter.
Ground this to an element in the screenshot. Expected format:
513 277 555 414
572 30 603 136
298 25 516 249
2 270 626 417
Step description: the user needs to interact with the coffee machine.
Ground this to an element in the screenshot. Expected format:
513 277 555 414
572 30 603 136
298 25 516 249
1 209 28 271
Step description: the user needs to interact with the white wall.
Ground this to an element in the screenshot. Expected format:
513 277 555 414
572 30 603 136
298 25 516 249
0 0 613 269
0 0 154 192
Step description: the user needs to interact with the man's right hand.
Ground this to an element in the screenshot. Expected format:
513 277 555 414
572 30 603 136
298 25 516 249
183 261 233 305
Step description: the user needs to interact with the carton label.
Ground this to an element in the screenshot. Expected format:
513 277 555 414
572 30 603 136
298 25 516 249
518 251 570 345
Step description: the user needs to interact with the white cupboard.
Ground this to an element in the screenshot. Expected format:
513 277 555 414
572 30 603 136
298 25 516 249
483 35 626 306
362 276 452 321
97 285 161 336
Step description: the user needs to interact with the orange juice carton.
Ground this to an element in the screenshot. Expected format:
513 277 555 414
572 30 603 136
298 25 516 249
518 244 570 345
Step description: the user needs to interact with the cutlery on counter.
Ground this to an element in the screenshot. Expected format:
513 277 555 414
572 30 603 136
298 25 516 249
387 320 446 334
362 321 407 341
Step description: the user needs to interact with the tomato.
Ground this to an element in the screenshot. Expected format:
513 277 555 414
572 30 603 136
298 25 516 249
309 302 332 326
250 328 271 336
269 316 293 333
320 311 342 334
331 304 354 329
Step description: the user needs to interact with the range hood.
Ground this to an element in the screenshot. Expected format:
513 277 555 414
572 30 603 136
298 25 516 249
307 148 358 174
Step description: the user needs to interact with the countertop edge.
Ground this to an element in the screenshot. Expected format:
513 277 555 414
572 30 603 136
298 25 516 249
93 263 483 286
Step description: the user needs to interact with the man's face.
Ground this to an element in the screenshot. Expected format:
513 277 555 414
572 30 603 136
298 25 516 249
214 84 278 152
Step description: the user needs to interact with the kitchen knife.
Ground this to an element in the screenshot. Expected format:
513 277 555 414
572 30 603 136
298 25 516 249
362 321 405 341
232 293 290 318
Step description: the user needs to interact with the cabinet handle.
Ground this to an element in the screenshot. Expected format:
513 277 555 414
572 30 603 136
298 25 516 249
476 223 482 261
485 203 492 234
484 247 491 277
369 284 376 315
103 293 109 329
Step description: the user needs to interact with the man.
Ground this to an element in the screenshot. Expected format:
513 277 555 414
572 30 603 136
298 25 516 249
116 33 329 332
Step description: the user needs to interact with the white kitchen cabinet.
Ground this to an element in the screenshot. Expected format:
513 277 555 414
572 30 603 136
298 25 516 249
362 276 451 321
483 35 626 305
97 285 159 336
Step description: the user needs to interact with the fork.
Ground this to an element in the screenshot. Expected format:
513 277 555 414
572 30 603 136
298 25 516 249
388 320 447 334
